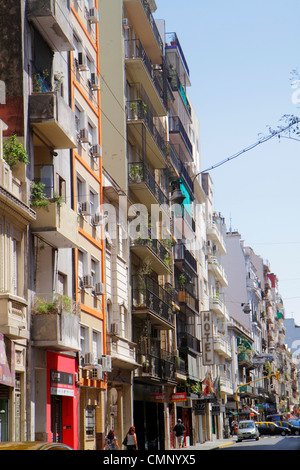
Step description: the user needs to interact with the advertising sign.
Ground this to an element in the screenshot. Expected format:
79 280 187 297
50 369 75 397
0 333 15 387
201 311 214 365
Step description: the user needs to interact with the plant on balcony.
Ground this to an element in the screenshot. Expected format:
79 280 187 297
130 101 138 119
32 70 50 93
3 134 30 169
129 163 143 183
30 181 49 208
53 72 64 92
34 297 59 315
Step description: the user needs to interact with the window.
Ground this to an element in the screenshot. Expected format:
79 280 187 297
89 188 97 219
80 326 89 356
12 239 18 296
78 249 88 287
77 176 86 209
92 330 103 358
56 174 66 201
85 406 95 437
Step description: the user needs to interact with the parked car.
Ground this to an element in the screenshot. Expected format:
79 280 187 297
278 421 300 435
0 442 73 450
256 421 292 436
237 420 260 442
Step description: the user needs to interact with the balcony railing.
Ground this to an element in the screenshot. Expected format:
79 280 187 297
136 351 175 381
169 116 192 156
125 39 166 110
31 293 81 351
128 162 169 206
177 331 201 354
127 99 167 160
174 243 197 273
132 275 173 325
140 0 163 53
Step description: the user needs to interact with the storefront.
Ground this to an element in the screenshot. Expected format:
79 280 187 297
47 351 79 449
0 334 14 442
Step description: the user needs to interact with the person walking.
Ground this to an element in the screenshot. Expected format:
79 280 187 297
123 426 138 450
173 418 186 449
102 429 120 450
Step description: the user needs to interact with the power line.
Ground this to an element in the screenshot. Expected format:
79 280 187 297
192 116 300 181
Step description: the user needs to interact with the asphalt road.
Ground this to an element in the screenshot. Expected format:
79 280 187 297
219 435 300 450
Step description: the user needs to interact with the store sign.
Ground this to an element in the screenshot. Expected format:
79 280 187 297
50 370 75 397
0 333 15 387
171 392 187 402
154 393 165 402
201 311 214 365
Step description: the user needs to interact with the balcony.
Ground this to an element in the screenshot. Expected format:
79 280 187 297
29 91 77 149
167 68 191 118
27 0 74 51
31 294 80 352
132 275 174 329
177 331 201 354
209 295 228 320
127 99 168 168
106 334 138 371
130 235 172 275
31 201 79 249
169 116 193 161
135 351 176 383
125 39 166 116
124 0 163 64
128 162 169 209
165 32 191 86
174 243 197 274
177 289 199 314
207 255 228 287
213 331 232 359
0 160 36 223
0 293 29 340
207 221 226 255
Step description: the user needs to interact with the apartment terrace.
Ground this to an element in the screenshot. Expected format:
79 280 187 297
132 275 174 329
125 38 167 116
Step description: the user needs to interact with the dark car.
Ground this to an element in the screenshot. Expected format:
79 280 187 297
277 421 300 435
257 421 292 436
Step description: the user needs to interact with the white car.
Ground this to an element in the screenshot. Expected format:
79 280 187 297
237 420 260 442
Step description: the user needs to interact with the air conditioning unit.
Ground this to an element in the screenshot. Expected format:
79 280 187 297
91 365 102 380
122 18 130 29
94 282 104 295
78 52 89 71
90 73 100 91
99 355 112 372
81 201 91 215
83 352 96 368
82 274 93 288
92 213 106 226
110 323 119 335
92 144 102 157
79 128 89 143
88 8 99 23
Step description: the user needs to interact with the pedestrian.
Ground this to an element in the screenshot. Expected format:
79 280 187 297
102 429 120 450
123 426 138 450
173 418 186 449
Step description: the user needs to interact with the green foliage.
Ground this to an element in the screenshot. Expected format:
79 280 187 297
30 181 49 208
3 134 30 169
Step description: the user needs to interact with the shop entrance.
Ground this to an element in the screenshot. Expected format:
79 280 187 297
0 398 9 442
51 395 62 443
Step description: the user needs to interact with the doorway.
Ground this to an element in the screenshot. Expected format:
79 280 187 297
51 395 62 443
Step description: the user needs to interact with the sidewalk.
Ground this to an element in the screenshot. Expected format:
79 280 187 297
186 438 236 450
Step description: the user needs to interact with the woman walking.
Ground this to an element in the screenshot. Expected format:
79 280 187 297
102 429 120 450
123 426 138 450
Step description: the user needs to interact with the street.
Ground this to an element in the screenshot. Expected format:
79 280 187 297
219 435 300 451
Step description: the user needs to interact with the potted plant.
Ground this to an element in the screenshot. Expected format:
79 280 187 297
129 163 143 183
3 135 30 169
30 181 49 208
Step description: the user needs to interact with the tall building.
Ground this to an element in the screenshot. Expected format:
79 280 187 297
0 0 106 449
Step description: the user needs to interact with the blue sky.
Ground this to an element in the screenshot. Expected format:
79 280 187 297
154 1 300 323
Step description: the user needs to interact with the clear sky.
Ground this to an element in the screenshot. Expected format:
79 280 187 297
154 0 300 324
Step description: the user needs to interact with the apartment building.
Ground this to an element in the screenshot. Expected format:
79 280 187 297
0 0 106 449
99 0 183 450
0 0 80 446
